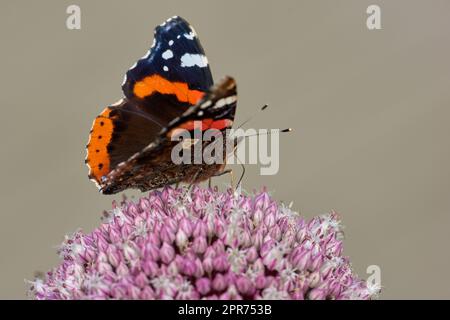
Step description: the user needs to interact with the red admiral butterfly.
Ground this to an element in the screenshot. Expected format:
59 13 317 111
85 16 237 194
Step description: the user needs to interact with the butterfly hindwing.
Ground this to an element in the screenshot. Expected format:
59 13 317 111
99 77 237 194
86 98 164 185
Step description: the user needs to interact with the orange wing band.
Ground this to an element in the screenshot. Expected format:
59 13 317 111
133 74 204 105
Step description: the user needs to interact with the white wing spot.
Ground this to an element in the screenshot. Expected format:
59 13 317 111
200 101 212 109
180 53 208 68
163 66 169 72
169 40 174 46
170 16 178 21
213 96 237 109
184 32 195 40
216 98 226 109
226 95 237 104
162 49 174 60
111 98 124 107
142 50 151 59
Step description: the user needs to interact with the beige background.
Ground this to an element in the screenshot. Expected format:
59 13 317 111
1 0 449 299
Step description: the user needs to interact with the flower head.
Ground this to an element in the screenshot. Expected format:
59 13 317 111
28 186 378 300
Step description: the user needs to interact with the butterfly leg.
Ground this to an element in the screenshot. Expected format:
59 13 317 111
207 169 232 190
229 137 246 189
183 168 202 199
212 169 235 191
236 158 246 187
213 169 232 177
230 170 235 192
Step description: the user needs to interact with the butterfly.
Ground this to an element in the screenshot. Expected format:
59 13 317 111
85 16 237 194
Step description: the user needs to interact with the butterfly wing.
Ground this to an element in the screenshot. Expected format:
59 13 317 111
122 16 213 103
86 16 214 189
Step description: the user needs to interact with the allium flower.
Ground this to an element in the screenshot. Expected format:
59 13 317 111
28 186 379 300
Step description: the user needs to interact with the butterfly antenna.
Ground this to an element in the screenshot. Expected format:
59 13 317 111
183 169 202 199
236 104 269 129
241 128 293 138
237 157 246 187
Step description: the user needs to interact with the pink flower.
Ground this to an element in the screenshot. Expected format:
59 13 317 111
27 186 378 300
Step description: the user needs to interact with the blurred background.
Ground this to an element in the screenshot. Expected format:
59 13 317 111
1 0 450 299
